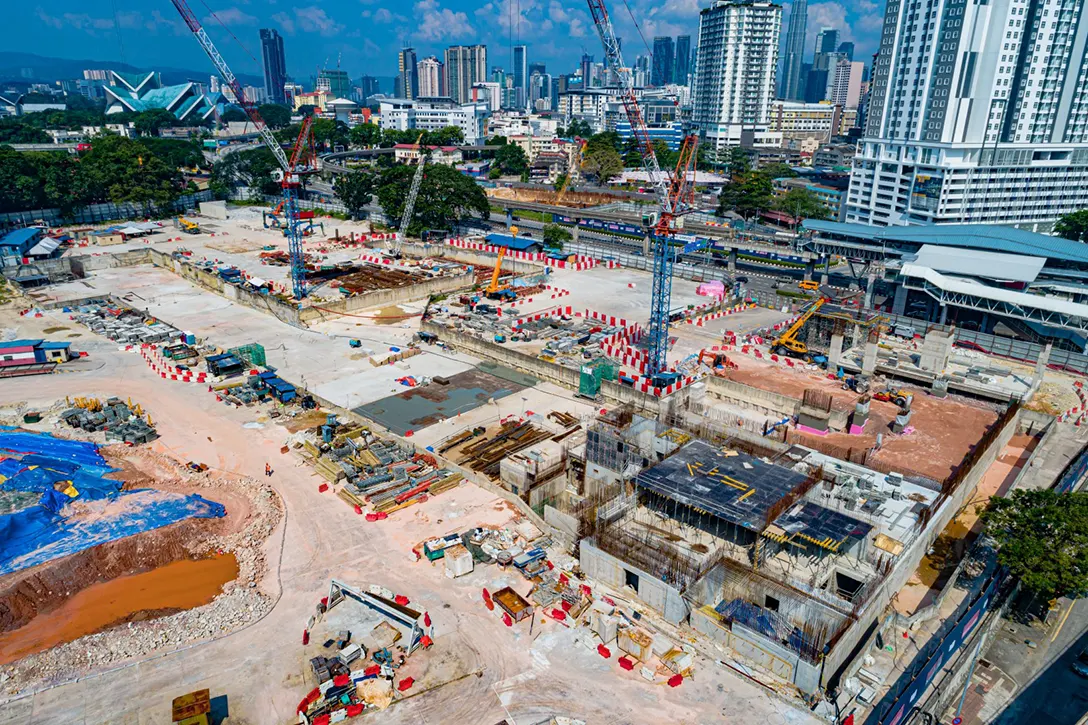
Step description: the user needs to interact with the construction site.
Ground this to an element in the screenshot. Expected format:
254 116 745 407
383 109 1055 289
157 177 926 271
0 0 1085 722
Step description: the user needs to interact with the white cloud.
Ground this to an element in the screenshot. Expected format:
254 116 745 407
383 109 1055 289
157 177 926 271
372 8 405 23
203 7 258 26
413 0 475 41
568 16 586 37
272 11 295 34
548 0 570 23
294 6 344 36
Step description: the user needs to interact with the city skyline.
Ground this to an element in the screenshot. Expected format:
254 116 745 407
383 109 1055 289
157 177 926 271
21 0 885 83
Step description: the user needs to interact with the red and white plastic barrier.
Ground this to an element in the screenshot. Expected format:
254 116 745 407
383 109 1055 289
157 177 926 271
138 344 208 384
689 303 756 327
512 305 574 331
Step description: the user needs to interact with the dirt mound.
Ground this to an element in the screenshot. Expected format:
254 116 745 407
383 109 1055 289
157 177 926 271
0 517 215 634
486 186 620 209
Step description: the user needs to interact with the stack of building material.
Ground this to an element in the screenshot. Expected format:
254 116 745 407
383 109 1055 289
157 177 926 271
60 397 157 444
459 422 554 479
443 544 474 578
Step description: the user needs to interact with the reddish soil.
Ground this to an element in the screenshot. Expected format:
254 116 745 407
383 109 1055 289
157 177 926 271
0 553 238 664
726 364 999 481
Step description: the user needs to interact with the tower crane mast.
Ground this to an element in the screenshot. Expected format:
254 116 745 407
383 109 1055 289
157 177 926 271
169 0 310 300
585 0 700 380
392 134 427 257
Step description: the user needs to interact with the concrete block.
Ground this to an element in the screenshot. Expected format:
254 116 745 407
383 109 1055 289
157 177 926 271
862 342 879 374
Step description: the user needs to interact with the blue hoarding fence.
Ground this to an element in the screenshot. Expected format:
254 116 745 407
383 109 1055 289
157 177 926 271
869 568 1007 725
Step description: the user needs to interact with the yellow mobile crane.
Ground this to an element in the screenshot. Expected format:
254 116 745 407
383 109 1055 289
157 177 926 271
771 297 827 364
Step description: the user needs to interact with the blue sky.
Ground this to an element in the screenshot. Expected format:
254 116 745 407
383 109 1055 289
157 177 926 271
22 0 884 82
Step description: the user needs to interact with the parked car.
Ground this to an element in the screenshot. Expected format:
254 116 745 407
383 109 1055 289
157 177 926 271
735 276 749 283
1072 648 1088 678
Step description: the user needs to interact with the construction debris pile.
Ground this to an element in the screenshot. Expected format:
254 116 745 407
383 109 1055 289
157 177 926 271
73 303 181 345
60 396 158 444
297 416 463 517
336 265 431 297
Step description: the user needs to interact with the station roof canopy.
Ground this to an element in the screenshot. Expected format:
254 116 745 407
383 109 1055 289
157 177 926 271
801 220 1088 265
635 440 807 532
485 233 538 251
909 245 1046 284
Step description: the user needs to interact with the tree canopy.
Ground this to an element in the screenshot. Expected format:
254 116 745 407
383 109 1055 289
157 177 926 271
256 104 292 129
775 188 829 222
1055 210 1088 243
582 147 624 184
349 123 382 148
542 223 572 251
982 489 1088 600
333 170 377 219
0 133 197 214
717 173 774 220
558 119 593 139
726 147 751 178
220 108 249 125
584 131 621 157
210 146 281 199
376 163 489 236
493 143 529 177
0 119 49 144
132 109 178 137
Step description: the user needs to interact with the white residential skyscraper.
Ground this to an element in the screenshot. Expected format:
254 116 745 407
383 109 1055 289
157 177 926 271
444 45 488 104
847 0 1088 230
417 57 442 97
827 60 863 109
691 0 782 153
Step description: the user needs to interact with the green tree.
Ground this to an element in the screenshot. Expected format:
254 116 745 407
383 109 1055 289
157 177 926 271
487 166 502 179
553 172 569 192
76 134 185 206
623 146 642 168
210 146 281 199
35 151 91 214
494 143 529 176
0 120 49 144
584 131 621 157
422 126 465 146
333 170 376 219
220 108 249 124
132 108 178 137
256 104 291 129
296 105 318 118
137 138 205 170
726 147 750 179
376 163 489 236
582 147 624 184
0 146 48 212
1055 210 1088 243
757 163 797 181
311 119 349 150
717 174 774 220
982 489 1088 600
775 188 829 222
349 123 382 148
560 119 593 138
542 223 572 251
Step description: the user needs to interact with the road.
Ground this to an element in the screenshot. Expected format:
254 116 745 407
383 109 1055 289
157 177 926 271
990 598 1088 725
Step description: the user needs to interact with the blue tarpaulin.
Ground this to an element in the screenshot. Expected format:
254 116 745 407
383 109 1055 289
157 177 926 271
0 432 226 576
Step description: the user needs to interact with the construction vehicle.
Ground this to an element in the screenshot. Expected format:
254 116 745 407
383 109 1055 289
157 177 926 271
698 349 733 373
171 0 316 300
771 297 827 364
873 387 910 407
177 217 199 234
171 688 212 725
842 375 870 394
262 200 285 228
587 0 701 388
799 279 819 291
387 134 428 259
484 241 517 301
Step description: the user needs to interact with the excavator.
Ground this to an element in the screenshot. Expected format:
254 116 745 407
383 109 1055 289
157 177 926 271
771 297 828 365
262 200 285 229
177 216 200 234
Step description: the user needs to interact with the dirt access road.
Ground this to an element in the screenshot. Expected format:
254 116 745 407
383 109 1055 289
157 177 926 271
0 316 818 725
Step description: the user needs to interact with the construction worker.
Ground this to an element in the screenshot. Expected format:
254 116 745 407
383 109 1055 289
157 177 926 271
265 463 273 477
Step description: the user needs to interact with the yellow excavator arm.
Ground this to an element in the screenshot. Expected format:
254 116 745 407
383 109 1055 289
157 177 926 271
773 297 825 352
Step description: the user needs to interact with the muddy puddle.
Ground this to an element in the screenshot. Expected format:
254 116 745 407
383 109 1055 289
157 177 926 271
0 553 238 664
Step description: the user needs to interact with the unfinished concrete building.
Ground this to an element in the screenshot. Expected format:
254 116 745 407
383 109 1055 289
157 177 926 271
578 394 1017 697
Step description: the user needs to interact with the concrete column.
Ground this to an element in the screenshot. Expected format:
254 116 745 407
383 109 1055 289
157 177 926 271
505 208 513 227
939 304 949 325
852 324 862 349
862 339 879 374
571 222 579 245
821 257 831 285
728 248 738 273
829 332 844 370
863 271 878 309
643 234 651 257
892 284 909 316
1035 343 1053 379
804 258 816 282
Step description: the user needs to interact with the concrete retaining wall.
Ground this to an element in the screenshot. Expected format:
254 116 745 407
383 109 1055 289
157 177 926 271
401 243 546 276
420 320 667 416
300 271 473 324
706 376 851 431
579 539 689 625
691 607 822 693
822 405 1023 686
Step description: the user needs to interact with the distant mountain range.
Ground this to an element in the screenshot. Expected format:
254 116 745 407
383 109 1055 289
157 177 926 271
0 51 264 88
